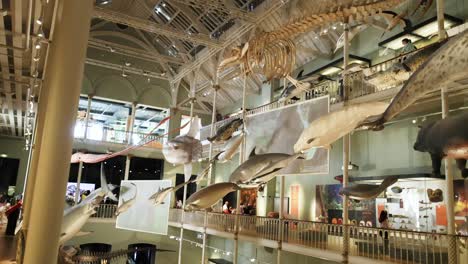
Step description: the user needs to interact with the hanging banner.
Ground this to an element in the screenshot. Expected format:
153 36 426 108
244 96 330 175
116 180 171 235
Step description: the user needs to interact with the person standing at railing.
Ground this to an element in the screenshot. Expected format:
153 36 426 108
378 210 391 255
394 38 417 72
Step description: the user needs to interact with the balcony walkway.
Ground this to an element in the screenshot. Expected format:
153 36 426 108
91 206 468 264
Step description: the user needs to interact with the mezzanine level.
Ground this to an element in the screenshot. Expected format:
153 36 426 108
90 205 468 264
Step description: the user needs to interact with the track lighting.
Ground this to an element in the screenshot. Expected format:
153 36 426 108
33 56 40 62
35 42 41 49
36 17 43 25
37 27 45 38
125 61 131 67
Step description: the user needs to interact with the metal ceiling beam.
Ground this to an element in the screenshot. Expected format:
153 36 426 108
88 38 184 65
171 0 286 84
170 0 256 22
93 7 223 48
85 58 169 81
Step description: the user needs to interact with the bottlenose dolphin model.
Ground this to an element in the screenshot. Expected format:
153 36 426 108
148 180 193 206
294 102 388 152
337 176 398 201
360 30 468 130
115 182 137 216
163 117 202 181
414 113 468 178
214 133 245 163
207 118 243 143
229 148 303 188
185 182 240 211
59 163 115 244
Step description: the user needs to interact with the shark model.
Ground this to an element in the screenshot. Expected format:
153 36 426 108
115 182 137 216
148 180 193 206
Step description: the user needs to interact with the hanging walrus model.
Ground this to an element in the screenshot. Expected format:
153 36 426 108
427 188 444 203
337 176 399 201
360 30 468 130
413 112 468 178
185 182 241 211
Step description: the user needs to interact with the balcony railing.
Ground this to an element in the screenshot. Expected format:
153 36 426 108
74 122 166 148
91 204 117 219
93 206 468 263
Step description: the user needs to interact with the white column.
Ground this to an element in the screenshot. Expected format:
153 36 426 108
436 0 447 40
23 0 94 262
442 87 457 264
124 155 131 181
341 23 350 264
83 94 92 139
277 176 285 264
74 161 83 204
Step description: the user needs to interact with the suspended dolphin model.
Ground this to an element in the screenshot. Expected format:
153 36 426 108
115 183 137 216
163 117 202 181
360 30 468 130
229 148 303 188
207 118 243 143
337 176 398 201
414 112 468 178
294 102 388 152
185 182 240 211
214 133 245 163
148 180 193 206
59 163 115 244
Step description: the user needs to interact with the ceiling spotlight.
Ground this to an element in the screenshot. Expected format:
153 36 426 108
412 119 417 124
160 71 166 77
109 46 115 52
332 25 337 30
226 252 231 256
0 154 7 158
162 2 166 7
323 28 328 34
250 259 256 262
36 17 43 25
33 56 40 62
35 42 41 49
147 77 151 83
37 27 45 38
125 62 131 67
96 0 112 5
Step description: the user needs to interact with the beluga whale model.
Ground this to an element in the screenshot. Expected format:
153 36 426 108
59 163 117 244
294 102 388 152
229 147 303 189
163 116 202 181
335 175 398 201
360 30 468 130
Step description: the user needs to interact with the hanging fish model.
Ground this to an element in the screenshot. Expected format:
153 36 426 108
214 133 245 163
115 183 137 216
294 102 388 152
148 180 193 206
185 182 241 211
207 118 243 143
163 117 202 182
338 176 399 201
360 30 468 130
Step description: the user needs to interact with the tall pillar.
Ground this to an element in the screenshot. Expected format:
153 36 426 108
341 23 350 264
441 87 457 264
74 161 83 204
83 94 92 139
436 0 447 40
124 155 131 181
22 1 94 263
277 176 285 264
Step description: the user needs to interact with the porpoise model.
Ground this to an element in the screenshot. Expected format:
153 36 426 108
414 112 468 178
185 182 240 211
337 176 399 201
229 148 303 188
294 102 388 152
360 30 468 130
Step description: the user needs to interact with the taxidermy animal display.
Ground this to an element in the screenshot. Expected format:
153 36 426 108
294 102 388 152
185 182 240 211
163 117 202 181
115 182 137 216
427 189 443 202
59 163 116 244
360 30 468 130
413 113 468 178
214 133 245 163
59 245 175 264
207 118 243 143
148 180 194 206
229 148 303 188
336 175 398 201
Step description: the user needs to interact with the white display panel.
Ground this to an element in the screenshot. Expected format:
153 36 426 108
116 180 171 235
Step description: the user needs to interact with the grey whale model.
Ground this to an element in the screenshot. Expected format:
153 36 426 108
185 182 240 211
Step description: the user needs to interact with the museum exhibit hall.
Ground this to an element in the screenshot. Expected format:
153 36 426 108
0 0 468 263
